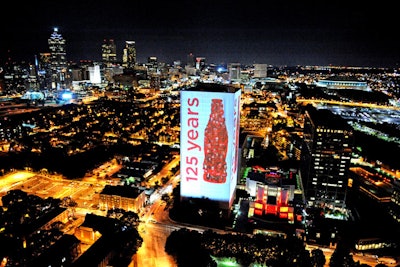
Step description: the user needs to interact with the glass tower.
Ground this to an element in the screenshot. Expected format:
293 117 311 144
48 27 67 89
301 106 354 210
102 39 117 67
122 41 136 69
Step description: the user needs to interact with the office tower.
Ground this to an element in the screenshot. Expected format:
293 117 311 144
122 41 136 69
180 83 241 217
102 39 117 67
150 73 160 90
186 52 195 67
48 27 67 89
37 53 52 89
146 56 158 74
253 63 268 78
27 60 39 90
228 63 241 81
301 106 353 210
89 64 102 84
195 57 206 70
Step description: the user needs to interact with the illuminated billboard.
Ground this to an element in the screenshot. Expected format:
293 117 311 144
180 86 241 209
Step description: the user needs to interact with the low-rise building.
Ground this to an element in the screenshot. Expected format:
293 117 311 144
99 185 146 212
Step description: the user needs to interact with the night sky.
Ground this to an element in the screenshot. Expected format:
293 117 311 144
1 0 399 67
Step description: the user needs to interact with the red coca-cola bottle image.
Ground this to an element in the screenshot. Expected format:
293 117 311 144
203 99 228 183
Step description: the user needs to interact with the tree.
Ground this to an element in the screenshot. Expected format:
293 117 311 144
329 241 356 267
311 248 326 267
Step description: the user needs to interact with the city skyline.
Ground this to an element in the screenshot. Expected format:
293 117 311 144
2 0 399 68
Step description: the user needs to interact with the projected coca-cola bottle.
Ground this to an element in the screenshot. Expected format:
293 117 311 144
203 98 228 183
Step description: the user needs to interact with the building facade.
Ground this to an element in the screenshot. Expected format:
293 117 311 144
253 64 268 78
301 106 353 210
122 41 136 69
102 39 117 67
228 63 241 81
48 27 67 89
180 83 241 214
146 56 158 74
195 57 206 71
99 185 146 212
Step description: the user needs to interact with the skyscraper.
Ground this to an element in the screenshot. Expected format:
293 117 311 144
195 57 206 71
88 64 102 84
146 56 158 74
102 39 117 67
228 63 241 81
122 41 136 69
253 64 268 78
180 83 241 217
48 27 67 89
186 52 195 67
301 106 354 210
37 53 52 89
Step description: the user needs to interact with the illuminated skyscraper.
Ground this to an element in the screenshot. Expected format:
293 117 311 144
122 41 136 69
102 39 117 67
146 56 158 74
301 106 354 210
89 64 102 84
150 73 160 90
48 27 67 89
180 83 241 216
36 53 52 89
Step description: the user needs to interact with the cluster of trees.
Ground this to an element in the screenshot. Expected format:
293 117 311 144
0 141 175 179
165 228 389 267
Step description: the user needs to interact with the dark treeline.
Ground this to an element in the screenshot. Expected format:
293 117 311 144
0 142 167 179
164 227 376 267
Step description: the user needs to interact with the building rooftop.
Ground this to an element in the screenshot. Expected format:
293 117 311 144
185 82 240 93
320 75 363 82
100 185 142 198
306 105 351 130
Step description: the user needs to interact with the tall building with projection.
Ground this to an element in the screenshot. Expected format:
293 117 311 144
48 27 67 89
102 39 117 67
180 83 241 216
122 41 136 69
301 105 354 210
